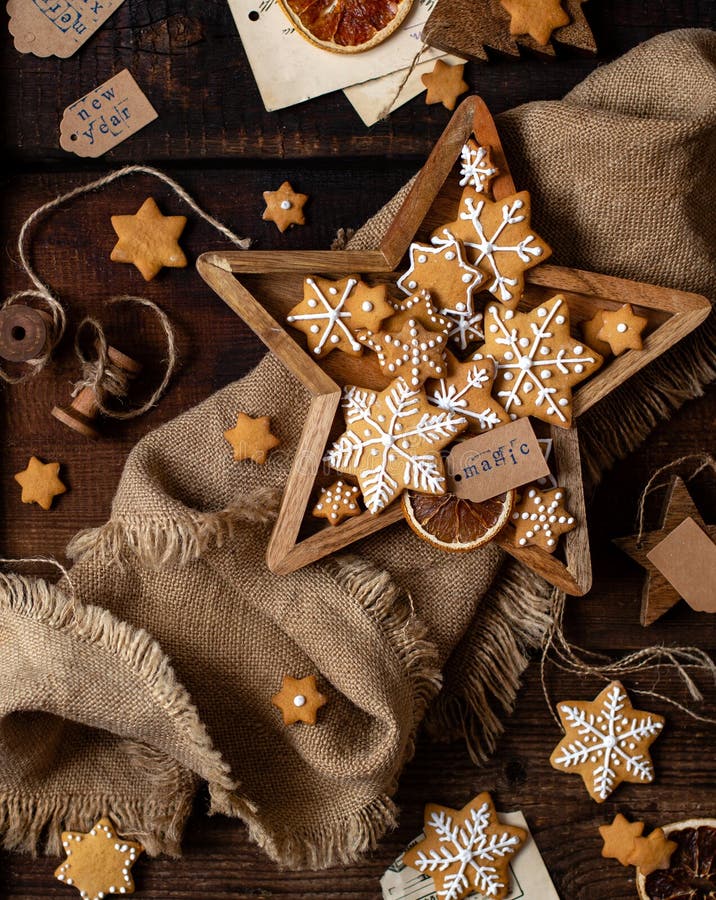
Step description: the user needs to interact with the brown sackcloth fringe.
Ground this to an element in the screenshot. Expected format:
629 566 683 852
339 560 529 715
0 28 714 867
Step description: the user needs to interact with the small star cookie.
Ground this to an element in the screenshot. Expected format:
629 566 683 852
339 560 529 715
596 303 648 355
312 480 362 526
511 485 576 553
287 276 393 358
381 290 452 337
458 139 499 194
272 675 327 725
600 813 645 866
628 828 678 876
110 197 187 281
426 351 510 432
14 456 67 510
224 413 280 464
581 310 613 357
54 816 143 900
550 680 665 802
262 181 308 232
499 0 570 45
421 60 469 111
403 792 526 900
358 317 447 387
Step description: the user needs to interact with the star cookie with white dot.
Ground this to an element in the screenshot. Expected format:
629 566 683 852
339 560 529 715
358 317 447 387
511 485 576 553
312 480 362 526
262 181 308 232
54 816 143 900
596 303 648 355
272 675 327 725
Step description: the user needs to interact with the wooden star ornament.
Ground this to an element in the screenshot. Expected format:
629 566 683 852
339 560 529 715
14 456 67 509
272 674 327 725
110 197 187 281
421 60 469 111
54 816 144 900
613 476 716 626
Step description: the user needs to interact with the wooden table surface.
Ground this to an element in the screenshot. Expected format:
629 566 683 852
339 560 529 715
2 2 715 898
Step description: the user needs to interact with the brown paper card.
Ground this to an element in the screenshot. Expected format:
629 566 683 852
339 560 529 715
647 516 716 613
7 0 126 58
60 70 158 158
446 418 550 503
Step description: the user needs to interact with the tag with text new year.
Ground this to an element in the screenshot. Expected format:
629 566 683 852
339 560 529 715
60 69 157 158
446 418 550 503
8 0 126 59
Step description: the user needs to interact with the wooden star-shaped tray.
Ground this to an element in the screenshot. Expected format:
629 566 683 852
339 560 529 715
197 96 709 594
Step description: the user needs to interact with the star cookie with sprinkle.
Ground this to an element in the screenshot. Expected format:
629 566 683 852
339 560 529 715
325 377 467 514
596 303 648 355
272 675 327 725
224 412 280 464
110 197 187 281
312 480 362 526
458 139 499 194
511 485 576 552
433 190 551 306
262 181 308 233
426 351 509 433
477 295 603 428
403 792 526 900
421 60 469 111
287 276 392 358
54 816 143 900
358 318 447 388
499 0 570 46
550 680 665 802
14 456 67 510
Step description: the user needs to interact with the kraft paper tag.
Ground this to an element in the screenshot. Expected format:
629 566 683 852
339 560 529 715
7 0 126 58
60 70 158 158
647 517 716 613
446 418 550 503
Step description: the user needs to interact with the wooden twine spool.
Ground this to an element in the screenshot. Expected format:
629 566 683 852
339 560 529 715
51 346 143 439
0 305 51 363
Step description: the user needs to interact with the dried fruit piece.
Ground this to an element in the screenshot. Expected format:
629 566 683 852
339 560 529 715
402 488 514 552
637 819 716 900
279 0 414 53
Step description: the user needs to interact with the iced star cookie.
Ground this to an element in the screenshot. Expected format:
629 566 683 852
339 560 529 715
499 0 570 45
550 680 665 802
458 139 499 194
312 480 361 525
272 675 326 725
421 60 469 111
596 303 648 355
511 485 576 552
381 289 452 336
432 190 551 306
262 181 308 232
287 276 392 358
426 350 509 432
224 412 280 464
54 816 143 900
403 792 526 900
477 295 603 428
110 197 187 281
14 456 67 510
358 317 447 387
324 377 467 514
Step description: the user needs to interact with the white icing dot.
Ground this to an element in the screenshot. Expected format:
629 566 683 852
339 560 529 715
293 694 306 707
461 273 472 283
523 382 533 392
617 323 628 333
309 324 319 333
307 298 317 308
330 334 339 343
540 369 551 379
418 254 427 263
489 324 498 333
555 315 565 325
540 346 549 355
329 287 337 295
504 351 514 361
280 200 292 210
445 251 456 260
408 280 417 289
574 363 584 374
574 345 584 354
519 337 529 348
361 301 373 312
558 398 568 406
537 308 547 317
503 372 514 381
504 310 514 320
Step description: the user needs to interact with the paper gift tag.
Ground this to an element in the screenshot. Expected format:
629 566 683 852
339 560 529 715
446 418 550 503
60 70 158 158
647 516 716 613
7 0 126 58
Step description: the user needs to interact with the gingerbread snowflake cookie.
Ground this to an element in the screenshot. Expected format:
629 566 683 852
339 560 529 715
312 480 361 525
477 295 603 427
433 190 551 305
403 792 526 900
426 351 509 433
262 181 308 232
458 139 499 193
511 485 576 552
550 680 665 802
358 317 447 387
55 816 143 900
325 377 467 514
286 275 392 358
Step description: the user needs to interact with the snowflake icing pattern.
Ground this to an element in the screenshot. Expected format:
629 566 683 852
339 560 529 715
444 309 485 350
325 378 466 514
551 682 664 802
458 141 498 192
287 277 361 355
427 361 505 432
408 800 523 900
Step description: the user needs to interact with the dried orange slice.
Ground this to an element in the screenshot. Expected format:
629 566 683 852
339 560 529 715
279 0 414 53
402 489 515 552
637 819 716 900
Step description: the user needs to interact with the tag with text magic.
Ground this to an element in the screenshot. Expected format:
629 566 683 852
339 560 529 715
446 418 550 502
8 0 126 58
60 69 158 158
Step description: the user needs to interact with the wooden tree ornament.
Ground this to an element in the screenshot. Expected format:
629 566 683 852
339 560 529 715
198 96 709 591
614 476 716 626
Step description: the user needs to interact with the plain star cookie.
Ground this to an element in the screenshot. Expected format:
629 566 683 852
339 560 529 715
272 675 327 725
312 480 361 525
14 456 67 509
224 412 280 464
477 295 603 427
499 0 570 45
262 181 308 232
403 792 526 900
458 139 499 193
581 309 614 357
550 680 665 802
358 317 447 387
54 816 143 900
600 813 645 866
421 60 469 111
324 377 467 514
426 351 509 432
110 197 187 281
433 189 551 305
628 829 678 876
287 275 392 358
511 485 576 552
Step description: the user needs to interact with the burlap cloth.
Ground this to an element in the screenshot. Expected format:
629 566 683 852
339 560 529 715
1 28 714 869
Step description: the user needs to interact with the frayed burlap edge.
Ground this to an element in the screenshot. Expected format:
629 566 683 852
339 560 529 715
423 558 555 764
0 572 249 857
66 486 282 570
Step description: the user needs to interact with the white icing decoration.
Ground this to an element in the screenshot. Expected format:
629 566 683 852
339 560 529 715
427 364 504 432
616 323 628 333
280 200 292 210
288 277 361 355
359 319 445 387
361 301 373 312
458 141 498 192
293 694 306 707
